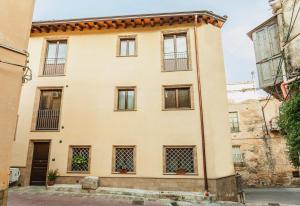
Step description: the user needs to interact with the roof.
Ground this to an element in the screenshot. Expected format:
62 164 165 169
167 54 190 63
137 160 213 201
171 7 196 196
31 10 227 34
247 15 277 39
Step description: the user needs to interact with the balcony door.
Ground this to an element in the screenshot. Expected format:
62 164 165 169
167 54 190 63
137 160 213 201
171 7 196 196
163 33 188 71
36 90 62 130
43 40 67 76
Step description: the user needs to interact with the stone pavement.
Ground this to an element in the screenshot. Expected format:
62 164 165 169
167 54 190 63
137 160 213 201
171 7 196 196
244 188 300 206
8 186 242 206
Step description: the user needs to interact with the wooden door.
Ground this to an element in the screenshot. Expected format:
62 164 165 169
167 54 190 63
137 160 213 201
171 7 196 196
30 142 50 185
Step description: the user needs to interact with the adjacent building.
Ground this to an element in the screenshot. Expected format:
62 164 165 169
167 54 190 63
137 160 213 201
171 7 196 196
0 1 35 206
10 11 237 200
248 0 300 99
228 82 300 187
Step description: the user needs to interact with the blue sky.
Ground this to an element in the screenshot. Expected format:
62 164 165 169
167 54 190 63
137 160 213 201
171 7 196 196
33 0 273 84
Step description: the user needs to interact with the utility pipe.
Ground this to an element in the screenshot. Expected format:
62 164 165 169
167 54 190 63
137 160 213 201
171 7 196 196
193 14 209 192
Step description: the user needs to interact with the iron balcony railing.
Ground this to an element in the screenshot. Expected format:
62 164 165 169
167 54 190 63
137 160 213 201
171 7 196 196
163 52 189 71
43 58 65 76
36 109 60 130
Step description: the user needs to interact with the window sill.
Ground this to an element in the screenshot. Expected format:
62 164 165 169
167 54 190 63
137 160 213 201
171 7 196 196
114 109 137 112
162 69 192 72
38 74 66 77
162 108 194 111
116 55 138 58
67 171 90 174
31 129 60 132
112 172 136 175
163 173 198 176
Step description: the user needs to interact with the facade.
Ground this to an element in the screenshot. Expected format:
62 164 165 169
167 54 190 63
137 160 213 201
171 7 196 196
227 82 300 187
248 0 300 99
10 11 237 200
0 1 35 206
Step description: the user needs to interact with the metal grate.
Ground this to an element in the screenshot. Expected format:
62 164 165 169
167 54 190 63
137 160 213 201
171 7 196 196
232 146 244 164
165 147 195 174
229 112 240 133
71 147 90 172
114 147 135 172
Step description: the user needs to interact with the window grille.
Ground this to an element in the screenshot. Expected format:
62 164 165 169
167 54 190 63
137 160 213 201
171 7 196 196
165 147 195 174
229 112 240 133
232 146 244 164
70 146 90 172
114 147 135 173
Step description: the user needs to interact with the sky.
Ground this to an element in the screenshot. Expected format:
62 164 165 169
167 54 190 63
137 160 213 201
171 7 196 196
33 0 273 84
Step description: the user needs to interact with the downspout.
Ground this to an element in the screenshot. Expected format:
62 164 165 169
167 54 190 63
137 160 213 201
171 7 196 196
193 14 209 193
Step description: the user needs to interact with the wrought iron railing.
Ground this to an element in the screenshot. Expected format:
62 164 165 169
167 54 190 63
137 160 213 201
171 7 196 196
163 52 189 71
43 58 65 76
36 109 60 130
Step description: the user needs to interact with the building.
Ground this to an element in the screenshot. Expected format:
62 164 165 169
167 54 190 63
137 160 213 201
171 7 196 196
227 82 300 187
10 11 237 200
247 0 300 99
0 1 35 206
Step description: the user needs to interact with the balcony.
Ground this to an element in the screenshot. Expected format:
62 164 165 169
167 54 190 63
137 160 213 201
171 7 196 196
163 52 189 71
43 58 65 76
36 109 60 130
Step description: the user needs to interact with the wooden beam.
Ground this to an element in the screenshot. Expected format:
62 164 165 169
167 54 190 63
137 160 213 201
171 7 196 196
32 26 41 32
159 18 164 26
75 23 83 31
49 25 57 32
84 22 92 29
150 18 155 27
130 19 136 28
94 22 101 30
168 17 174 25
41 26 49 33
110 21 118 29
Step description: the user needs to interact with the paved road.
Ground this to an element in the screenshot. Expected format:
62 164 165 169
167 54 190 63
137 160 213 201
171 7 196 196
245 188 300 205
8 191 166 206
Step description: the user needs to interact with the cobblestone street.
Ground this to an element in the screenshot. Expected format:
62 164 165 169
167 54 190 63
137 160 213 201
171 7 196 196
8 189 166 206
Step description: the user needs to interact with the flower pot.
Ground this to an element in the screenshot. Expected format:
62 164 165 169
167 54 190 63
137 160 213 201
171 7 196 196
175 169 187 175
47 180 55 186
119 169 128 174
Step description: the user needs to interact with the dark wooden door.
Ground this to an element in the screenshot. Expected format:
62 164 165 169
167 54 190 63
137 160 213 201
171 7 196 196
30 142 50 185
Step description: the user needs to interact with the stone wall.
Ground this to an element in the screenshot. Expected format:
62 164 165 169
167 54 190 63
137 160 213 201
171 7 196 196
229 98 300 187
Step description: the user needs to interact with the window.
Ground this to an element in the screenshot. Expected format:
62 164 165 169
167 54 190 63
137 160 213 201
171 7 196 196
229 112 240 133
113 146 136 174
116 87 136 111
163 33 189 71
163 86 192 109
36 89 62 130
232 146 244 165
68 146 91 173
118 37 136 57
43 40 67 76
292 170 300 178
164 146 196 175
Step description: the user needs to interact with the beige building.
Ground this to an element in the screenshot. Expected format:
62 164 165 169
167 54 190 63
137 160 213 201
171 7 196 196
11 11 236 200
228 83 300 187
0 0 35 205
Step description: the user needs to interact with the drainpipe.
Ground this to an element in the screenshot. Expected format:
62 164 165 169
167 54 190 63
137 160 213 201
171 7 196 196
193 14 209 193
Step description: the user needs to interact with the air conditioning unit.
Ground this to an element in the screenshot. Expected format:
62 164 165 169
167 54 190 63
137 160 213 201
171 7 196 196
9 168 20 184
52 91 60 98
270 117 279 132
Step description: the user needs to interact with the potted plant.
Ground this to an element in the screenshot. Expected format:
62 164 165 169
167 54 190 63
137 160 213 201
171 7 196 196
47 169 59 186
118 166 128 174
72 154 88 171
175 168 187 175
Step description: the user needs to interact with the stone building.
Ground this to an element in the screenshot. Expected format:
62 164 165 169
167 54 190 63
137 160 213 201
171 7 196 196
0 1 35 206
10 11 237 200
248 0 300 99
228 82 300 187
